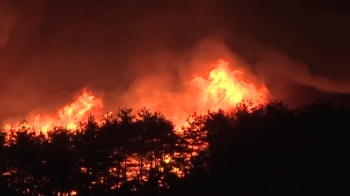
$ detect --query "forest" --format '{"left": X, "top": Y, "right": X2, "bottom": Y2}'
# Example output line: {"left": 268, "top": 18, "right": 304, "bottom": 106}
{"left": 0, "top": 100, "right": 349, "bottom": 195}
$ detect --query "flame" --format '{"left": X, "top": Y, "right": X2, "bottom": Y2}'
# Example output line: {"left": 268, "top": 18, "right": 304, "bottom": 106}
{"left": 3, "top": 89, "right": 103, "bottom": 134}
{"left": 191, "top": 59, "right": 268, "bottom": 111}
{"left": 1, "top": 58, "right": 270, "bottom": 186}
{"left": 2, "top": 59, "right": 268, "bottom": 134}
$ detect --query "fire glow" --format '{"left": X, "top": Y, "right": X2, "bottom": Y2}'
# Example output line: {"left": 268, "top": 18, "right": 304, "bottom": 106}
{"left": 4, "top": 89, "right": 103, "bottom": 134}
{"left": 191, "top": 59, "right": 268, "bottom": 111}
{"left": 3, "top": 59, "right": 269, "bottom": 134}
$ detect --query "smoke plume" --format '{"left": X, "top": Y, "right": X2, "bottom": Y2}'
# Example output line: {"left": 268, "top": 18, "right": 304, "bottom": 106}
{"left": 1, "top": 0, "right": 350, "bottom": 123}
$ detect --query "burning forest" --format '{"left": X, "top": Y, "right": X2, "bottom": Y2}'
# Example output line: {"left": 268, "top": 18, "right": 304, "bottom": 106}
{"left": 0, "top": 58, "right": 349, "bottom": 195}
{"left": 1, "top": 0, "right": 350, "bottom": 195}
{"left": 3, "top": 59, "right": 268, "bottom": 135}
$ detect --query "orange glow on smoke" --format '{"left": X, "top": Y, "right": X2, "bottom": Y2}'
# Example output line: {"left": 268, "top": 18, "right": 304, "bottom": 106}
{"left": 2, "top": 59, "right": 268, "bottom": 133}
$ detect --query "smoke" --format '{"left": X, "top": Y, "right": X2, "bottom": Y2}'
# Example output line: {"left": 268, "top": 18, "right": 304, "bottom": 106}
{"left": 0, "top": 2, "right": 14, "bottom": 50}
{"left": 0, "top": 0, "right": 350, "bottom": 123}
{"left": 114, "top": 37, "right": 259, "bottom": 124}
{"left": 218, "top": 0, "right": 350, "bottom": 102}
{"left": 256, "top": 50, "right": 350, "bottom": 94}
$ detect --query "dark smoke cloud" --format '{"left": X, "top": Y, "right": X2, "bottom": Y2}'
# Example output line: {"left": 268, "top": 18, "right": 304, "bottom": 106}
{"left": 218, "top": 0, "right": 350, "bottom": 104}
{"left": 0, "top": 0, "right": 350, "bottom": 122}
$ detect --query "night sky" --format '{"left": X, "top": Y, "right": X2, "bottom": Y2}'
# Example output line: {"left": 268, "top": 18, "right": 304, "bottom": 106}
{"left": 1, "top": 0, "right": 350, "bottom": 121}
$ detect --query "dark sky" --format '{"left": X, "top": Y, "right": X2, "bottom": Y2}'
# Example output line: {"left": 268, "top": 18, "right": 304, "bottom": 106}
{"left": 1, "top": 0, "right": 350, "bottom": 120}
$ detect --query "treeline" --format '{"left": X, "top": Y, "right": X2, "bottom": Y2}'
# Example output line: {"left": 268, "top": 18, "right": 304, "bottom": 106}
{"left": 0, "top": 100, "right": 349, "bottom": 195}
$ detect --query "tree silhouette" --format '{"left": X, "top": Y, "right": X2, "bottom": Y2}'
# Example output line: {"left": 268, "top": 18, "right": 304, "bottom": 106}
{"left": 0, "top": 101, "right": 349, "bottom": 195}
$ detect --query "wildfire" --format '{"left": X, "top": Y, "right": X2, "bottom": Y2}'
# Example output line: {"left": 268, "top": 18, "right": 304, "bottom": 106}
{"left": 3, "top": 89, "right": 103, "bottom": 134}
{"left": 190, "top": 59, "right": 268, "bottom": 112}
{"left": 2, "top": 59, "right": 269, "bottom": 134}
{"left": 0, "top": 58, "right": 270, "bottom": 192}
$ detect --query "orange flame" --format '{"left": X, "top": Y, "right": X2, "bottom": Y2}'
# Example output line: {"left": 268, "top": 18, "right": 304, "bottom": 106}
{"left": 3, "top": 59, "right": 269, "bottom": 134}
{"left": 4, "top": 89, "right": 103, "bottom": 134}
{"left": 191, "top": 59, "right": 268, "bottom": 111}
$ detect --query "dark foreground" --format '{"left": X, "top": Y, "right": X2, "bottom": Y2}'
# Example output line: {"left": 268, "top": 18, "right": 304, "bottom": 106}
{"left": 0, "top": 100, "right": 349, "bottom": 195}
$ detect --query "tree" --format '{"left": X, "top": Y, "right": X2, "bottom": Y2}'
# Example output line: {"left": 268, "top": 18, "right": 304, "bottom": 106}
{"left": 0, "top": 100, "right": 349, "bottom": 195}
